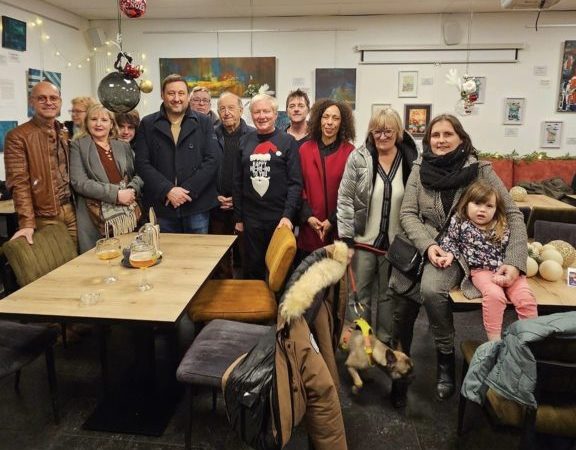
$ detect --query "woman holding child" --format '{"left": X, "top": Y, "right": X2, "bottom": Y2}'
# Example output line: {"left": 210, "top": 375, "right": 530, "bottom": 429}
{"left": 389, "top": 114, "right": 528, "bottom": 403}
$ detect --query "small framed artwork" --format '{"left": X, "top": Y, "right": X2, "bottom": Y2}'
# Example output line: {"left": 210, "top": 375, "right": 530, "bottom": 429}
{"left": 0, "top": 121, "right": 18, "bottom": 152}
{"left": 2, "top": 16, "right": 27, "bottom": 52}
{"left": 503, "top": 97, "right": 525, "bottom": 125}
{"left": 568, "top": 267, "right": 576, "bottom": 287}
{"left": 404, "top": 104, "right": 431, "bottom": 138}
{"left": 371, "top": 103, "right": 392, "bottom": 115}
{"left": 474, "top": 76, "right": 486, "bottom": 104}
{"left": 540, "top": 121, "right": 563, "bottom": 148}
{"left": 398, "top": 71, "right": 418, "bottom": 98}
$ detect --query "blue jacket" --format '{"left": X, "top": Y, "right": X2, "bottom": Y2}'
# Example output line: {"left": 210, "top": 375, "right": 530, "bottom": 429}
{"left": 461, "top": 312, "right": 576, "bottom": 408}
{"left": 134, "top": 105, "right": 220, "bottom": 218}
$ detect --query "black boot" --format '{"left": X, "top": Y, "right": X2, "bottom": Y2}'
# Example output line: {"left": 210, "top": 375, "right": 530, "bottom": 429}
{"left": 436, "top": 349, "right": 455, "bottom": 401}
{"left": 390, "top": 380, "right": 409, "bottom": 408}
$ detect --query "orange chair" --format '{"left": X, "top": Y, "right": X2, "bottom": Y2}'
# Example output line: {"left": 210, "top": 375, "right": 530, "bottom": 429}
{"left": 188, "top": 226, "right": 296, "bottom": 323}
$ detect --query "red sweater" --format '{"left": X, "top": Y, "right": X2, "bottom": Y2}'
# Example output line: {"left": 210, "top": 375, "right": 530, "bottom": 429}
{"left": 298, "top": 140, "right": 354, "bottom": 252}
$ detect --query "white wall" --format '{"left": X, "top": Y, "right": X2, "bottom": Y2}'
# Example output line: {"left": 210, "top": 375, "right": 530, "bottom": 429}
{"left": 0, "top": 1, "right": 91, "bottom": 178}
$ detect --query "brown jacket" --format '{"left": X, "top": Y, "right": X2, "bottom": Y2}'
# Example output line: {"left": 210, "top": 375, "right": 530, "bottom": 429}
{"left": 274, "top": 241, "right": 349, "bottom": 450}
{"left": 4, "top": 117, "right": 70, "bottom": 229}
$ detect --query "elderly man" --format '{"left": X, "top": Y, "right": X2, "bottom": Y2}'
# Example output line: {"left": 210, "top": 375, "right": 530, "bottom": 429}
{"left": 233, "top": 94, "right": 302, "bottom": 280}
{"left": 4, "top": 81, "right": 77, "bottom": 244}
{"left": 135, "top": 74, "right": 220, "bottom": 234}
{"left": 285, "top": 88, "right": 310, "bottom": 145}
{"left": 189, "top": 86, "right": 220, "bottom": 126}
{"left": 210, "top": 92, "right": 255, "bottom": 277}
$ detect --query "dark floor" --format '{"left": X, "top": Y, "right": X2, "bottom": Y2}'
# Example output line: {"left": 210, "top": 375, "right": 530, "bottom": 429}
{"left": 0, "top": 308, "right": 573, "bottom": 450}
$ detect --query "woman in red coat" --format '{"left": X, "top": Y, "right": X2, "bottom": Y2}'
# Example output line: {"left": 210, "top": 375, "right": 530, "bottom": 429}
{"left": 297, "top": 99, "right": 355, "bottom": 260}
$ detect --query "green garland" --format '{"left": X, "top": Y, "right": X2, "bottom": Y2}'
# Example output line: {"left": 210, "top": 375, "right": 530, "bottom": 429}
{"left": 479, "top": 150, "right": 576, "bottom": 161}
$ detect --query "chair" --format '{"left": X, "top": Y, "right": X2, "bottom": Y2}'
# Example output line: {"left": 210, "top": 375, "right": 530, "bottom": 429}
{"left": 188, "top": 226, "right": 296, "bottom": 323}
{"left": 458, "top": 336, "right": 576, "bottom": 449}
{"left": 0, "top": 320, "right": 60, "bottom": 422}
{"left": 533, "top": 220, "right": 576, "bottom": 247}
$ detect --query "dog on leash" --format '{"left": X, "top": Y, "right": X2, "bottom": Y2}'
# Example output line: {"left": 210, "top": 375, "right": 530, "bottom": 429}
{"left": 341, "top": 319, "right": 414, "bottom": 395}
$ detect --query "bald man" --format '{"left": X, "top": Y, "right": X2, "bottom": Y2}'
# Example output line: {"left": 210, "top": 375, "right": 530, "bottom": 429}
{"left": 4, "top": 81, "right": 77, "bottom": 244}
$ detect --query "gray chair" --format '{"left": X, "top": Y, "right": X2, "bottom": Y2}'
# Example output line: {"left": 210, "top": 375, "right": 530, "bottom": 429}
{"left": 533, "top": 220, "right": 576, "bottom": 247}
{"left": 0, "top": 320, "right": 60, "bottom": 423}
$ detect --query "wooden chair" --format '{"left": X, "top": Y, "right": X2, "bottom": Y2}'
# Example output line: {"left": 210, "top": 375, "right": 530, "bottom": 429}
{"left": 458, "top": 336, "right": 576, "bottom": 449}
{"left": 188, "top": 226, "right": 296, "bottom": 323}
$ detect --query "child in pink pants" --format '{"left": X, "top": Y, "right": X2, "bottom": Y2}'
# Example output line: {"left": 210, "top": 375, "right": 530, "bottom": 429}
{"left": 440, "top": 180, "right": 537, "bottom": 341}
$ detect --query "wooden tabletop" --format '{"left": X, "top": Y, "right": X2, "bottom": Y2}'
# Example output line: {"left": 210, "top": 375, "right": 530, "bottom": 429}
{"left": 515, "top": 194, "right": 575, "bottom": 211}
{"left": 0, "top": 199, "right": 15, "bottom": 215}
{"left": 0, "top": 233, "right": 235, "bottom": 324}
{"left": 450, "top": 273, "right": 576, "bottom": 308}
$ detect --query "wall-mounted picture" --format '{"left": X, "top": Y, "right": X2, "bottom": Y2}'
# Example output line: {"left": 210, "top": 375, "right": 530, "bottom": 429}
{"left": 398, "top": 71, "right": 418, "bottom": 98}
{"left": 159, "top": 57, "right": 276, "bottom": 97}
{"left": 540, "top": 121, "right": 563, "bottom": 148}
{"left": 315, "top": 68, "right": 357, "bottom": 110}
{"left": 404, "top": 104, "right": 431, "bottom": 137}
{"left": 503, "top": 97, "right": 525, "bottom": 125}
{"left": 473, "top": 76, "right": 486, "bottom": 104}
{"left": 557, "top": 40, "right": 576, "bottom": 112}
{"left": 0, "top": 121, "right": 18, "bottom": 152}
{"left": 2, "top": 16, "right": 26, "bottom": 52}
{"left": 275, "top": 111, "right": 290, "bottom": 130}
{"left": 27, "top": 69, "right": 62, "bottom": 117}
{"left": 371, "top": 103, "right": 392, "bottom": 115}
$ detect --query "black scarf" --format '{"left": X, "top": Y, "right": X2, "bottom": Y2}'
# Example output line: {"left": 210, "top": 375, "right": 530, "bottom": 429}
{"left": 420, "top": 145, "right": 478, "bottom": 191}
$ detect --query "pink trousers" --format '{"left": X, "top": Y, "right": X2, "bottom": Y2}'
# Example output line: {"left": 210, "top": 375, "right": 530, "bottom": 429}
{"left": 471, "top": 269, "right": 538, "bottom": 336}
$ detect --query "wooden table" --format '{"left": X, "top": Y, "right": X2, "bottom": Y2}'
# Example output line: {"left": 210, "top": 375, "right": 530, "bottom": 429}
{"left": 0, "top": 232, "right": 235, "bottom": 435}
{"left": 514, "top": 194, "right": 576, "bottom": 237}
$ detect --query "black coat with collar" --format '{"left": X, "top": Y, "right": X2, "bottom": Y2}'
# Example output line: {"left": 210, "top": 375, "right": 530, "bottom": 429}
{"left": 134, "top": 105, "right": 220, "bottom": 218}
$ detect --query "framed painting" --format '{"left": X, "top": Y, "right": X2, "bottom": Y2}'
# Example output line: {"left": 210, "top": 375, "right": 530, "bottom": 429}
{"left": 371, "top": 103, "right": 392, "bottom": 115}
{"left": 503, "top": 97, "right": 525, "bottom": 125}
{"left": 2, "top": 16, "right": 26, "bottom": 52}
{"left": 275, "top": 111, "right": 290, "bottom": 130}
{"left": 540, "top": 121, "right": 563, "bottom": 148}
{"left": 159, "top": 57, "right": 276, "bottom": 98}
{"left": 557, "top": 40, "right": 576, "bottom": 112}
{"left": 315, "top": 68, "right": 356, "bottom": 110}
{"left": 0, "top": 121, "right": 18, "bottom": 152}
{"left": 473, "top": 76, "right": 486, "bottom": 104}
{"left": 27, "top": 69, "right": 62, "bottom": 117}
{"left": 404, "top": 104, "right": 431, "bottom": 138}
{"left": 398, "top": 71, "right": 418, "bottom": 98}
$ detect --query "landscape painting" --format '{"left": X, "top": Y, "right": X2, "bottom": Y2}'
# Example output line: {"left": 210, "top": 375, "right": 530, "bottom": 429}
{"left": 315, "top": 68, "right": 356, "bottom": 110}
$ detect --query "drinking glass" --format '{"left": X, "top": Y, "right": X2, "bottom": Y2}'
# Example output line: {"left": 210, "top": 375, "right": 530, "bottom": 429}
{"left": 129, "top": 240, "right": 157, "bottom": 291}
{"left": 95, "top": 237, "right": 121, "bottom": 284}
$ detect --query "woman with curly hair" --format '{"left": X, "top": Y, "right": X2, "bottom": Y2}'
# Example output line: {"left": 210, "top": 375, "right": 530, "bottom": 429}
{"left": 297, "top": 99, "right": 356, "bottom": 260}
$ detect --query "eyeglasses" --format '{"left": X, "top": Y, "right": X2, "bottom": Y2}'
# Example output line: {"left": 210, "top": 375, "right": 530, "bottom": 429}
{"left": 192, "top": 98, "right": 211, "bottom": 104}
{"left": 68, "top": 109, "right": 86, "bottom": 114}
{"left": 372, "top": 129, "right": 396, "bottom": 138}
{"left": 33, "top": 95, "right": 61, "bottom": 104}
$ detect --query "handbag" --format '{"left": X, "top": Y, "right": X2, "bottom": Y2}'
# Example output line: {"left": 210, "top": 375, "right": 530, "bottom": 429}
{"left": 386, "top": 234, "right": 421, "bottom": 277}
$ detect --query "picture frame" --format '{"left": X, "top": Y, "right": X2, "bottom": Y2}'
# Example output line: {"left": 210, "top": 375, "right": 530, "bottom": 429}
{"left": 473, "top": 76, "right": 486, "bottom": 104}
{"left": 398, "top": 71, "right": 418, "bottom": 98}
{"left": 0, "top": 121, "right": 18, "bottom": 152}
{"left": 404, "top": 104, "right": 431, "bottom": 138}
{"left": 540, "top": 121, "right": 563, "bottom": 148}
{"left": 503, "top": 97, "right": 525, "bottom": 125}
{"left": 1, "top": 16, "right": 27, "bottom": 52}
{"left": 371, "top": 103, "right": 392, "bottom": 115}
{"left": 557, "top": 40, "right": 576, "bottom": 112}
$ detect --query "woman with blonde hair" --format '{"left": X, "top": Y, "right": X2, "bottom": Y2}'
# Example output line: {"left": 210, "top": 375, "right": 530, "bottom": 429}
{"left": 65, "top": 96, "right": 96, "bottom": 139}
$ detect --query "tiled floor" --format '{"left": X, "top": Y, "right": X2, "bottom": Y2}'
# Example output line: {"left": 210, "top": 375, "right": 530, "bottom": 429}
{"left": 0, "top": 309, "right": 573, "bottom": 450}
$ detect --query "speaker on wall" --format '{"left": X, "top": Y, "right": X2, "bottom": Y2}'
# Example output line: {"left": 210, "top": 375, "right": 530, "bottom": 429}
{"left": 442, "top": 21, "right": 462, "bottom": 46}
{"left": 85, "top": 27, "right": 107, "bottom": 48}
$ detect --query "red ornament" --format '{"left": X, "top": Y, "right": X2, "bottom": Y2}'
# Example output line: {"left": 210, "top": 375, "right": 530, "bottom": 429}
{"left": 468, "top": 93, "right": 478, "bottom": 103}
{"left": 119, "top": 0, "right": 147, "bottom": 18}
{"left": 123, "top": 63, "right": 142, "bottom": 79}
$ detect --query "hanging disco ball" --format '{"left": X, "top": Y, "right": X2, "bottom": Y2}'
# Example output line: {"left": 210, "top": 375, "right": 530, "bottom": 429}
{"left": 119, "top": 0, "right": 147, "bottom": 18}
{"left": 97, "top": 71, "right": 141, "bottom": 113}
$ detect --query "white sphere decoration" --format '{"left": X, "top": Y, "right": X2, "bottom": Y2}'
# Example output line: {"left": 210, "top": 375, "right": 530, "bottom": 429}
{"left": 540, "top": 248, "right": 564, "bottom": 266}
{"left": 526, "top": 257, "right": 539, "bottom": 277}
{"left": 541, "top": 244, "right": 557, "bottom": 254}
{"left": 538, "top": 260, "right": 564, "bottom": 282}
{"left": 510, "top": 186, "right": 528, "bottom": 202}
{"left": 532, "top": 242, "right": 543, "bottom": 252}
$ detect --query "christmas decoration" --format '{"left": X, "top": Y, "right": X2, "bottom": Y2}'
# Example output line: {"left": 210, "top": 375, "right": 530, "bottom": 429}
{"left": 446, "top": 69, "right": 480, "bottom": 115}
{"left": 119, "top": 0, "right": 147, "bottom": 18}
{"left": 139, "top": 79, "right": 153, "bottom": 93}
{"left": 98, "top": 71, "right": 140, "bottom": 113}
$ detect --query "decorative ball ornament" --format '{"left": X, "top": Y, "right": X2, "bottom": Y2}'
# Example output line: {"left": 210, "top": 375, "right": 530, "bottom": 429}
{"left": 509, "top": 186, "right": 528, "bottom": 202}
{"left": 139, "top": 79, "right": 153, "bottom": 94}
{"left": 97, "top": 71, "right": 141, "bottom": 113}
{"left": 541, "top": 244, "right": 557, "bottom": 254}
{"left": 547, "top": 240, "right": 576, "bottom": 267}
{"left": 119, "top": 0, "right": 147, "bottom": 18}
{"left": 540, "top": 248, "right": 564, "bottom": 266}
{"left": 538, "top": 260, "right": 564, "bottom": 282}
{"left": 526, "top": 257, "right": 539, "bottom": 277}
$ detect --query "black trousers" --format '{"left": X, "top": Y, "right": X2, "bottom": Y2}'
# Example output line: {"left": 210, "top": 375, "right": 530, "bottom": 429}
{"left": 242, "top": 220, "right": 277, "bottom": 280}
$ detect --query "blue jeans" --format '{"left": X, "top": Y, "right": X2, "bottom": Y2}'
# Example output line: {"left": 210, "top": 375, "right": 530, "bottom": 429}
{"left": 157, "top": 212, "right": 210, "bottom": 234}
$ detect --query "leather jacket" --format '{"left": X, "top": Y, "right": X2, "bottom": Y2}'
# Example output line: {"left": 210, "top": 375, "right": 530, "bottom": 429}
{"left": 4, "top": 117, "right": 70, "bottom": 229}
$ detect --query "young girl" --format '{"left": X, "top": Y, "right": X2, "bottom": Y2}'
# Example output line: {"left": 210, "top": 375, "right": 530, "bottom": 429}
{"left": 440, "top": 180, "right": 538, "bottom": 341}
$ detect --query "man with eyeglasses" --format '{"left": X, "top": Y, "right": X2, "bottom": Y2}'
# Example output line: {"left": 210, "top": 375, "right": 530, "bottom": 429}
{"left": 189, "top": 86, "right": 220, "bottom": 126}
{"left": 135, "top": 74, "right": 220, "bottom": 235}
{"left": 210, "top": 92, "right": 254, "bottom": 277}
{"left": 4, "top": 81, "right": 77, "bottom": 244}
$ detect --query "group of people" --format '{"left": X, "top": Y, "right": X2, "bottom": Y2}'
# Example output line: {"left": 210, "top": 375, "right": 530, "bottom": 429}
{"left": 4, "top": 75, "right": 536, "bottom": 409}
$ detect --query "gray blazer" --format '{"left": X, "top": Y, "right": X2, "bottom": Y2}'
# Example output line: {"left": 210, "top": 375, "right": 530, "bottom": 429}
{"left": 70, "top": 135, "right": 144, "bottom": 253}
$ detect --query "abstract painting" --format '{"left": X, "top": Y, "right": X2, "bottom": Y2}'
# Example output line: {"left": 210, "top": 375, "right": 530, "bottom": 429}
{"left": 557, "top": 40, "right": 576, "bottom": 112}
{"left": 2, "top": 16, "right": 26, "bottom": 52}
{"left": 159, "top": 57, "right": 276, "bottom": 97}
{"left": 27, "top": 69, "right": 62, "bottom": 117}
{"left": 275, "top": 111, "right": 290, "bottom": 131}
{"left": 0, "top": 121, "right": 18, "bottom": 152}
{"left": 315, "top": 69, "right": 356, "bottom": 110}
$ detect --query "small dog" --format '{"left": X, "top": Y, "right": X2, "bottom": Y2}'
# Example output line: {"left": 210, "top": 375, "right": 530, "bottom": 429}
{"left": 341, "top": 322, "right": 414, "bottom": 395}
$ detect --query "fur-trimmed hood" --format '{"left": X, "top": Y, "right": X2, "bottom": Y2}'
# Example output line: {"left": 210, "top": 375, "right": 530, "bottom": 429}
{"left": 279, "top": 241, "right": 348, "bottom": 323}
